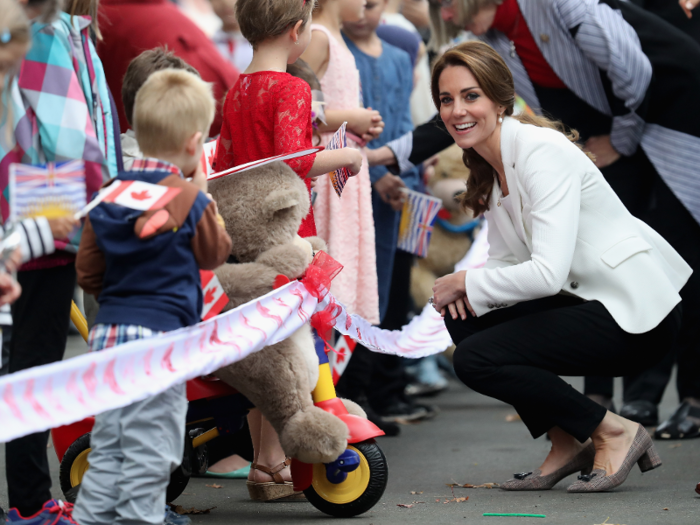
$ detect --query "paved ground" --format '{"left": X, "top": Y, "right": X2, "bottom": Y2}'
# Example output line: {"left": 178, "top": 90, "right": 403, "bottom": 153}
{"left": 1, "top": 335, "right": 699, "bottom": 524}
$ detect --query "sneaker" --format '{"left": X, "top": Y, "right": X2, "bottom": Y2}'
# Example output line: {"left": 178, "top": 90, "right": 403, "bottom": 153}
{"left": 165, "top": 505, "right": 191, "bottom": 525}
{"left": 6, "top": 500, "right": 77, "bottom": 525}
{"left": 362, "top": 403, "right": 401, "bottom": 437}
{"left": 405, "top": 379, "right": 448, "bottom": 398}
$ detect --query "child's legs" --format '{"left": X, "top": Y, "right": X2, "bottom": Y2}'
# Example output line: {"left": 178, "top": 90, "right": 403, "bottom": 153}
{"left": 73, "top": 408, "right": 126, "bottom": 525}
{"left": 249, "top": 411, "right": 291, "bottom": 483}
{"left": 114, "top": 384, "right": 187, "bottom": 525}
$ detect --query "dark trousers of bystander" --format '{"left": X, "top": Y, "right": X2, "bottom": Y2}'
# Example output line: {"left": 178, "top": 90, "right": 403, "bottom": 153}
{"left": 5, "top": 263, "right": 76, "bottom": 516}
{"left": 446, "top": 295, "right": 681, "bottom": 442}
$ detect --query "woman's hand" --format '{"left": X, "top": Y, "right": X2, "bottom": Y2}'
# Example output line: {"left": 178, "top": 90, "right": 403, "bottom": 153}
{"left": 680, "top": 0, "right": 699, "bottom": 18}
{"left": 585, "top": 135, "right": 621, "bottom": 169}
{"left": 432, "top": 270, "right": 475, "bottom": 320}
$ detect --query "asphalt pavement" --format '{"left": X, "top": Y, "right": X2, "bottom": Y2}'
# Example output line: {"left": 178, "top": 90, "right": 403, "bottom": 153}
{"left": 1, "top": 335, "right": 699, "bottom": 524}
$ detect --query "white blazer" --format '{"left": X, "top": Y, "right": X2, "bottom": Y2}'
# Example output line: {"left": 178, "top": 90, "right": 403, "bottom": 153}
{"left": 465, "top": 117, "right": 692, "bottom": 334}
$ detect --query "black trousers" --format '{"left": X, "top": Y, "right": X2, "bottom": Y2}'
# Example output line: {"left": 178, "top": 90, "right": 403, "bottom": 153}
{"left": 5, "top": 263, "right": 76, "bottom": 516}
{"left": 446, "top": 295, "right": 681, "bottom": 443}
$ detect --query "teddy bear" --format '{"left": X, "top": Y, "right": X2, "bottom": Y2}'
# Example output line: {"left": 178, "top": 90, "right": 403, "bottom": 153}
{"left": 410, "top": 144, "right": 478, "bottom": 308}
{"left": 208, "top": 160, "right": 364, "bottom": 465}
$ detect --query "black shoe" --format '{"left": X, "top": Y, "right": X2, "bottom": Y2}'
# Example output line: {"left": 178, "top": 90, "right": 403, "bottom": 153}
{"left": 411, "top": 401, "right": 440, "bottom": 420}
{"left": 619, "top": 400, "right": 658, "bottom": 426}
{"left": 362, "top": 403, "right": 401, "bottom": 436}
{"left": 376, "top": 401, "right": 429, "bottom": 423}
{"left": 655, "top": 401, "right": 700, "bottom": 440}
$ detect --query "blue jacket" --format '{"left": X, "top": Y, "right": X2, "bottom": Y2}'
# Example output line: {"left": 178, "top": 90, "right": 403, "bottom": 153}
{"left": 76, "top": 167, "right": 231, "bottom": 332}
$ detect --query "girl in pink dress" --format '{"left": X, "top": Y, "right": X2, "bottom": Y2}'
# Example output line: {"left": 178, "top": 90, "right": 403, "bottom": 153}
{"left": 301, "top": 0, "right": 384, "bottom": 325}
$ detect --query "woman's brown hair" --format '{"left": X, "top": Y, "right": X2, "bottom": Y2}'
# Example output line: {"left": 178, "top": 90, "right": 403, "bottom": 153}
{"left": 431, "top": 40, "right": 589, "bottom": 216}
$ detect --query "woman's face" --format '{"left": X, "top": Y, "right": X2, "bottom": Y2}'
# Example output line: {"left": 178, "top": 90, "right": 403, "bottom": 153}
{"left": 438, "top": 64, "right": 502, "bottom": 150}
{"left": 442, "top": 2, "right": 497, "bottom": 36}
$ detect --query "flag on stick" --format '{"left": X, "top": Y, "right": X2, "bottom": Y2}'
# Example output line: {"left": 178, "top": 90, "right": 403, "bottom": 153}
{"left": 397, "top": 189, "right": 443, "bottom": 258}
{"left": 200, "top": 270, "right": 229, "bottom": 321}
{"left": 100, "top": 180, "right": 181, "bottom": 211}
{"left": 329, "top": 334, "right": 357, "bottom": 385}
{"left": 326, "top": 122, "right": 351, "bottom": 197}
{"left": 10, "top": 160, "right": 86, "bottom": 222}
{"left": 208, "top": 147, "right": 323, "bottom": 181}
{"left": 200, "top": 140, "right": 218, "bottom": 177}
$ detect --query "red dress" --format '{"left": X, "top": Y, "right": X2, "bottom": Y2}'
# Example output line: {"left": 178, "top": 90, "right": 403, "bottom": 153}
{"left": 215, "top": 71, "right": 318, "bottom": 236}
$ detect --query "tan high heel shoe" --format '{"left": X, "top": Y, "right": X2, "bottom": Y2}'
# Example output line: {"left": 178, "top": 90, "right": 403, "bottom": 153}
{"left": 246, "top": 458, "right": 306, "bottom": 502}
{"left": 567, "top": 425, "right": 662, "bottom": 493}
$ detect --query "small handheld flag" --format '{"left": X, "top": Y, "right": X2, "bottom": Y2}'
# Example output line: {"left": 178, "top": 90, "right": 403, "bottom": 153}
{"left": 75, "top": 180, "right": 182, "bottom": 219}
{"left": 200, "top": 139, "right": 218, "bottom": 177}
{"left": 208, "top": 147, "right": 323, "bottom": 181}
{"left": 326, "top": 122, "right": 352, "bottom": 197}
{"left": 10, "top": 160, "right": 86, "bottom": 222}
{"left": 397, "top": 189, "right": 443, "bottom": 258}
{"left": 200, "top": 270, "right": 229, "bottom": 320}
{"left": 329, "top": 334, "right": 357, "bottom": 385}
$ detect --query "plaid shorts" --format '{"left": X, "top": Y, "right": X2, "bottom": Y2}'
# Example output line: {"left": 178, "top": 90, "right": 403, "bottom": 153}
{"left": 88, "top": 324, "right": 163, "bottom": 352}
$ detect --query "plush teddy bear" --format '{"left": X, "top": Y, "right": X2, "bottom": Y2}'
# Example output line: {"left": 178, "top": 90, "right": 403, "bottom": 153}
{"left": 209, "top": 161, "right": 363, "bottom": 465}
{"left": 410, "top": 144, "right": 478, "bottom": 308}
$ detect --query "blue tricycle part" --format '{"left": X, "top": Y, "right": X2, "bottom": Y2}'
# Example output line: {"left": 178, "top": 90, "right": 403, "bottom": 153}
{"left": 324, "top": 448, "right": 361, "bottom": 484}
{"left": 313, "top": 330, "right": 330, "bottom": 365}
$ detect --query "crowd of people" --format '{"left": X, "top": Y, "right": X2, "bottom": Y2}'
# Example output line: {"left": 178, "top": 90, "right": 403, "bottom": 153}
{"left": 0, "top": 0, "right": 699, "bottom": 523}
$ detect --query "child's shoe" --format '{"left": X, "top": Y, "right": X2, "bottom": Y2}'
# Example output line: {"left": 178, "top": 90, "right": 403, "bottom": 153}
{"left": 6, "top": 500, "right": 77, "bottom": 525}
{"left": 164, "top": 505, "right": 191, "bottom": 525}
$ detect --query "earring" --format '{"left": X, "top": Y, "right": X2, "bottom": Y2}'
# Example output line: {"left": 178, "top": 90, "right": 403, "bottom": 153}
{"left": 498, "top": 115, "right": 503, "bottom": 123}
{"left": 294, "top": 40, "right": 300, "bottom": 45}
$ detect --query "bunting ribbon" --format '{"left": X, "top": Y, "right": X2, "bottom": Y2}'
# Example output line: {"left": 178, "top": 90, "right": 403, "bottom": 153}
{"left": 0, "top": 225, "right": 489, "bottom": 444}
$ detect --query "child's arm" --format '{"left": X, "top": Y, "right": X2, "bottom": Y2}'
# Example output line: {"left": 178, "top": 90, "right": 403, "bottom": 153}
{"left": 191, "top": 197, "right": 233, "bottom": 270}
{"left": 307, "top": 148, "right": 363, "bottom": 179}
{"left": 300, "top": 30, "right": 331, "bottom": 81}
{"left": 320, "top": 108, "right": 385, "bottom": 142}
{"left": 76, "top": 216, "right": 106, "bottom": 297}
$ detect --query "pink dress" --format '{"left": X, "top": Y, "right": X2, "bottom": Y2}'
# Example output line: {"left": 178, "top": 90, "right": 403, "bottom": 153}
{"left": 311, "top": 24, "right": 379, "bottom": 325}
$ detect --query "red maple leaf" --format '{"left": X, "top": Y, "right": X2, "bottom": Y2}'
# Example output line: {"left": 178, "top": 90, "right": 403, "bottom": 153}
{"left": 204, "top": 287, "right": 216, "bottom": 304}
{"left": 131, "top": 190, "right": 151, "bottom": 201}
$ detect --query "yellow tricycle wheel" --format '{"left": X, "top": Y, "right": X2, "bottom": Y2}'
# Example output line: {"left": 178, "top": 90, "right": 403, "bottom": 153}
{"left": 304, "top": 439, "right": 388, "bottom": 518}
{"left": 310, "top": 445, "right": 370, "bottom": 504}
{"left": 70, "top": 448, "right": 91, "bottom": 487}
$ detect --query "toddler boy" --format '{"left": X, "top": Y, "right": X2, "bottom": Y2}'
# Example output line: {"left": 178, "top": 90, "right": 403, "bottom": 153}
{"left": 73, "top": 69, "right": 232, "bottom": 525}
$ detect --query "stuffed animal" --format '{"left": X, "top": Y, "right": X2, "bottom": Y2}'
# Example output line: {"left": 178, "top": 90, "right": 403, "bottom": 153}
{"left": 209, "top": 161, "right": 363, "bottom": 464}
{"left": 410, "top": 144, "right": 478, "bottom": 308}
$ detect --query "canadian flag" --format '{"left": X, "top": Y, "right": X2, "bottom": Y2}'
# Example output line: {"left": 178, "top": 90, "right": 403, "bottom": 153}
{"left": 200, "top": 270, "right": 229, "bottom": 321}
{"left": 329, "top": 335, "right": 357, "bottom": 385}
{"left": 100, "top": 180, "right": 181, "bottom": 211}
{"left": 200, "top": 139, "right": 218, "bottom": 177}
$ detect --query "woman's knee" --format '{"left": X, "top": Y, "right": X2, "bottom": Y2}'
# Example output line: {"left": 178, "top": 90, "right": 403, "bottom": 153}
{"left": 444, "top": 313, "right": 479, "bottom": 346}
{"left": 452, "top": 339, "right": 491, "bottom": 390}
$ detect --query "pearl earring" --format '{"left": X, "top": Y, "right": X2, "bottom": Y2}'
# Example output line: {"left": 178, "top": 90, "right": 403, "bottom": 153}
{"left": 498, "top": 115, "right": 503, "bottom": 123}
{"left": 295, "top": 40, "right": 300, "bottom": 45}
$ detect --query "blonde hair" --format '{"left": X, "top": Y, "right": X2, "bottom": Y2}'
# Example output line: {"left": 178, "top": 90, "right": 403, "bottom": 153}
{"left": 236, "top": 0, "right": 315, "bottom": 48}
{"left": 134, "top": 69, "right": 215, "bottom": 155}
{"left": 0, "top": 0, "right": 31, "bottom": 126}
{"left": 66, "top": 0, "right": 101, "bottom": 40}
{"left": 428, "top": 0, "right": 501, "bottom": 49}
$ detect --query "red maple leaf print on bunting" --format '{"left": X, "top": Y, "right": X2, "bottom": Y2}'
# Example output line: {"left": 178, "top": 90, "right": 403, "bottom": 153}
{"left": 130, "top": 190, "right": 151, "bottom": 201}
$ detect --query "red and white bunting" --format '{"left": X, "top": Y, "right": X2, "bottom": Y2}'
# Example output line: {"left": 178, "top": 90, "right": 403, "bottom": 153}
{"left": 0, "top": 226, "right": 489, "bottom": 444}
{"left": 101, "top": 180, "right": 181, "bottom": 211}
{"left": 200, "top": 270, "right": 229, "bottom": 321}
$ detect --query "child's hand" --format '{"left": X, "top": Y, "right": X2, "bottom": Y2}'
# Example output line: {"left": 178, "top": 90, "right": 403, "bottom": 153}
{"left": 373, "top": 173, "right": 406, "bottom": 210}
{"left": 348, "top": 108, "right": 385, "bottom": 142}
{"left": 48, "top": 217, "right": 80, "bottom": 239}
{"left": 343, "top": 148, "right": 364, "bottom": 176}
{"left": 191, "top": 161, "right": 208, "bottom": 193}
{"left": 0, "top": 273, "right": 21, "bottom": 306}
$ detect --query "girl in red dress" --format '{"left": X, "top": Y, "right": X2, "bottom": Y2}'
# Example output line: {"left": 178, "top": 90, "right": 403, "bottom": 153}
{"left": 214, "top": 0, "right": 362, "bottom": 237}
{"left": 213, "top": 0, "right": 363, "bottom": 501}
